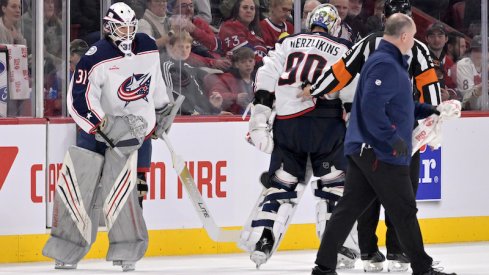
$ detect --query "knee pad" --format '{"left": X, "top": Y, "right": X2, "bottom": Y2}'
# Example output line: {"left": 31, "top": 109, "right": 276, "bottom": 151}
{"left": 311, "top": 169, "right": 345, "bottom": 239}
{"left": 239, "top": 169, "right": 304, "bottom": 255}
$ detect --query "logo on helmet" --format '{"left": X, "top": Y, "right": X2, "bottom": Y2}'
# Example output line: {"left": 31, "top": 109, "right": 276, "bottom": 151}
{"left": 307, "top": 4, "right": 341, "bottom": 37}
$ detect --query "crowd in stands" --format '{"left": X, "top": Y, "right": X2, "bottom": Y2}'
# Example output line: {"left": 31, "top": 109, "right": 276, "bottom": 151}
{"left": 0, "top": 0, "right": 487, "bottom": 118}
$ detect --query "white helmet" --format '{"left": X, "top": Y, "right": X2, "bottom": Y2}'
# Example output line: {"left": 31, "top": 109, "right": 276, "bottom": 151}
{"left": 306, "top": 4, "right": 341, "bottom": 37}
{"left": 103, "top": 2, "right": 138, "bottom": 56}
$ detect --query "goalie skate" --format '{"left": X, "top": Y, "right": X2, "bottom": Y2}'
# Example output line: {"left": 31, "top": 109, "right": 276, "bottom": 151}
{"left": 113, "top": 260, "right": 136, "bottom": 272}
{"left": 250, "top": 228, "right": 274, "bottom": 268}
{"left": 55, "top": 260, "right": 77, "bottom": 270}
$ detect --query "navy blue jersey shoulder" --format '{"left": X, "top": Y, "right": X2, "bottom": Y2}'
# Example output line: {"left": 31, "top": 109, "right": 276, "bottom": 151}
{"left": 75, "top": 34, "right": 157, "bottom": 73}
{"left": 133, "top": 33, "right": 158, "bottom": 54}
{"left": 77, "top": 38, "right": 121, "bottom": 72}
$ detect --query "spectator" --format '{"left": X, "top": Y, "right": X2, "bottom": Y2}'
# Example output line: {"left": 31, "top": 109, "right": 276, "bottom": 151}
{"left": 219, "top": 0, "right": 267, "bottom": 63}
{"left": 260, "top": 0, "right": 293, "bottom": 50}
{"left": 220, "top": 0, "right": 270, "bottom": 22}
{"left": 161, "top": 30, "right": 224, "bottom": 115}
{"left": 444, "top": 31, "right": 467, "bottom": 90}
{"left": 425, "top": 22, "right": 456, "bottom": 89}
{"left": 23, "top": 0, "right": 61, "bottom": 57}
{"left": 0, "top": 0, "right": 26, "bottom": 44}
{"left": 205, "top": 47, "right": 255, "bottom": 114}
{"left": 142, "top": 0, "right": 171, "bottom": 51}
{"left": 301, "top": 0, "right": 321, "bottom": 31}
{"left": 456, "top": 35, "right": 488, "bottom": 110}
{"left": 365, "top": 0, "right": 384, "bottom": 34}
{"left": 169, "top": 0, "right": 231, "bottom": 70}
{"left": 330, "top": 0, "right": 357, "bottom": 42}
{"left": 446, "top": 31, "right": 467, "bottom": 63}
{"left": 69, "top": 39, "right": 89, "bottom": 77}
{"left": 344, "top": 0, "right": 364, "bottom": 40}
{"left": 169, "top": 0, "right": 212, "bottom": 23}
{"left": 170, "top": 0, "right": 217, "bottom": 52}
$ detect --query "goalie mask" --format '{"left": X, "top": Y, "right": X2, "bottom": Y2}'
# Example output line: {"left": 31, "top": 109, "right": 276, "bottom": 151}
{"left": 306, "top": 4, "right": 341, "bottom": 37}
{"left": 103, "top": 2, "right": 138, "bottom": 56}
{"left": 384, "top": 0, "right": 412, "bottom": 18}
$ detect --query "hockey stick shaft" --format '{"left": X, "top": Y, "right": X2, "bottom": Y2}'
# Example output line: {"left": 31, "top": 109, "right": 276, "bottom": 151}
{"left": 161, "top": 133, "right": 240, "bottom": 242}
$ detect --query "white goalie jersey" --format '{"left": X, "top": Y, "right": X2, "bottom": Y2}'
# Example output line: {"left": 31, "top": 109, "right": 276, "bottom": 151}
{"left": 68, "top": 33, "right": 170, "bottom": 135}
{"left": 255, "top": 32, "right": 352, "bottom": 119}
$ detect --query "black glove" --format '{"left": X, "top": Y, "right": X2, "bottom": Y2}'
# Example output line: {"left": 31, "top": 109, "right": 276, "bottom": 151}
{"left": 392, "top": 139, "right": 408, "bottom": 157}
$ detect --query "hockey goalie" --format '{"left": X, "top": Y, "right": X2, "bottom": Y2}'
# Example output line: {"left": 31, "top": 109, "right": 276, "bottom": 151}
{"left": 42, "top": 2, "right": 176, "bottom": 271}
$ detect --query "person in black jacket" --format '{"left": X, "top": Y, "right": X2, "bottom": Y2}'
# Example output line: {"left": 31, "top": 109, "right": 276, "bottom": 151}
{"left": 311, "top": 14, "right": 456, "bottom": 275}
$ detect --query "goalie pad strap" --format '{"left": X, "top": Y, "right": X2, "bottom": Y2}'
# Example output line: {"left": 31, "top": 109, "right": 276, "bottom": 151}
{"left": 264, "top": 191, "right": 297, "bottom": 202}
{"left": 252, "top": 220, "right": 274, "bottom": 228}
{"left": 314, "top": 189, "right": 341, "bottom": 201}
{"left": 269, "top": 177, "right": 295, "bottom": 191}
{"left": 262, "top": 202, "right": 280, "bottom": 212}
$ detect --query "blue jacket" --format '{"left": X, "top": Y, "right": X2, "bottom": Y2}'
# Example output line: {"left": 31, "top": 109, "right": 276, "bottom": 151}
{"left": 345, "top": 40, "right": 435, "bottom": 166}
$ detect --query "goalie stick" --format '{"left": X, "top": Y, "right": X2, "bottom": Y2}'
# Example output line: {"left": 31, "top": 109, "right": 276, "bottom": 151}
{"left": 161, "top": 133, "right": 241, "bottom": 242}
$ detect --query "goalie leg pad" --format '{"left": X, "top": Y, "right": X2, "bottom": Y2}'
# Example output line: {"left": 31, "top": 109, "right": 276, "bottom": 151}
{"left": 312, "top": 169, "right": 345, "bottom": 239}
{"left": 101, "top": 150, "right": 148, "bottom": 263}
{"left": 312, "top": 169, "right": 360, "bottom": 269}
{"left": 43, "top": 146, "right": 104, "bottom": 265}
{"left": 239, "top": 169, "right": 306, "bottom": 266}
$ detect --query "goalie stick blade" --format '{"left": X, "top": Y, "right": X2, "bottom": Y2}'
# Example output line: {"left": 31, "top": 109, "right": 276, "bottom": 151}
{"left": 178, "top": 164, "right": 240, "bottom": 242}
{"left": 162, "top": 133, "right": 240, "bottom": 242}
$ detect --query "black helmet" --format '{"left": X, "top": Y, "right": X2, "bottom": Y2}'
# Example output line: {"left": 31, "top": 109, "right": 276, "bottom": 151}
{"left": 384, "top": 0, "right": 412, "bottom": 18}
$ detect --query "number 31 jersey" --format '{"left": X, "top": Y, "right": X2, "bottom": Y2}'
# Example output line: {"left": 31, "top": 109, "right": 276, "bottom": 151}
{"left": 68, "top": 33, "right": 170, "bottom": 135}
{"left": 255, "top": 32, "right": 351, "bottom": 119}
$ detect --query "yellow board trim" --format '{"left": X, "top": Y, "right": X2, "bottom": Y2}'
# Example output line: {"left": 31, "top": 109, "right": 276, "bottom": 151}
{"left": 1, "top": 216, "right": 489, "bottom": 263}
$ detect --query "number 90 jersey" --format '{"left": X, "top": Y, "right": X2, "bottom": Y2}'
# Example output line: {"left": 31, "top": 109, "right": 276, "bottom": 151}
{"left": 255, "top": 32, "right": 352, "bottom": 119}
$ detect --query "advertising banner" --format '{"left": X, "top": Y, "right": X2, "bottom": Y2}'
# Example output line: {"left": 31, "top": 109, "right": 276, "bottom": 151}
{"left": 0, "top": 123, "right": 46, "bottom": 235}
{"left": 416, "top": 145, "right": 441, "bottom": 200}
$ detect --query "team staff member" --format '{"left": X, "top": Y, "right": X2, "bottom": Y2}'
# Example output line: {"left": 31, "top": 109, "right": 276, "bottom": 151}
{"left": 311, "top": 14, "right": 455, "bottom": 275}
{"left": 302, "top": 0, "right": 441, "bottom": 271}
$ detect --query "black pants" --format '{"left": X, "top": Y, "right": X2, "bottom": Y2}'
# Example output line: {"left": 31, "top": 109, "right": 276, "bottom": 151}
{"left": 357, "top": 151, "right": 420, "bottom": 255}
{"left": 315, "top": 149, "right": 432, "bottom": 274}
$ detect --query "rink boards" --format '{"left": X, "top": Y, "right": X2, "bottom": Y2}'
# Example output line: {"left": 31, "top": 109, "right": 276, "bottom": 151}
{"left": 0, "top": 115, "right": 488, "bottom": 263}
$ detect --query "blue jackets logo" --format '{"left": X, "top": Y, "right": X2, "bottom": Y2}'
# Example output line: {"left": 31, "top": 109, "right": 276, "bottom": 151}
{"left": 117, "top": 73, "right": 151, "bottom": 105}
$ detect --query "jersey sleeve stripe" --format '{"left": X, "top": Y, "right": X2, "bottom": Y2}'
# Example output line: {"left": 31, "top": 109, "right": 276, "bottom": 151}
{"left": 330, "top": 59, "right": 353, "bottom": 93}
{"left": 415, "top": 68, "right": 438, "bottom": 104}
